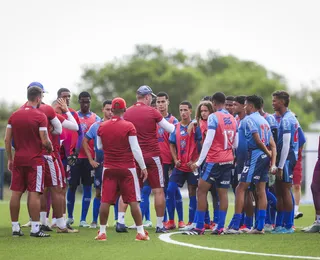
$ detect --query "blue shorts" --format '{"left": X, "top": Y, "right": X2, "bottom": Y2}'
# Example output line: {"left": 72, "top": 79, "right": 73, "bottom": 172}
{"left": 283, "top": 159, "right": 296, "bottom": 183}
{"left": 240, "top": 150, "right": 270, "bottom": 184}
{"left": 163, "top": 163, "right": 174, "bottom": 188}
{"left": 69, "top": 158, "right": 93, "bottom": 187}
{"left": 201, "top": 162, "right": 233, "bottom": 189}
{"left": 94, "top": 163, "right": 103, "bottom": 189}
{"left": 169, "top": 168, "right": 198, "bottom": 187}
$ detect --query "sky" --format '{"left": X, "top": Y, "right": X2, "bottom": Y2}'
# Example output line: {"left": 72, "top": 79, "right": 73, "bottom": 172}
{"left": 1, "top": 0, "right": 319, "bottom": 104}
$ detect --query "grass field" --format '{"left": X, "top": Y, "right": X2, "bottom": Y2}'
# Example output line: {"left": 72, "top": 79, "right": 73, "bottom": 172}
{"left": 0, "top": 193, "right": 319, "bottom": 260}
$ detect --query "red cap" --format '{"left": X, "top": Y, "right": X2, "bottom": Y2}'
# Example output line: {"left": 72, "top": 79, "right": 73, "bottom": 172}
{"left": 112, "top": 97, "right": 126, "bottom": 109}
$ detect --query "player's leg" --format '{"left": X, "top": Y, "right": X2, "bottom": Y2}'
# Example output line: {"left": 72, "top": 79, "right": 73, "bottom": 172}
{"left": 175, "top": 188, "right": 184, "bottom": 226}
{"left": 293, "top": 148, "right": 303, "bottom": 219}
{"left": 210, "top": 182, "right": 219, "bottom": 228}
{"left": 187, "top": 172, "right": 198, "bottom": 226}
{"left": 116, "top": 196, "right": 129, "bottom": 232}
{"left": 163, "top": 163, "right": 170, "bottom": 224}
{"left": 273, "top": 179, "right": 284, "bottom": 232}
{"left": 141, "top": 183, "right": 152, "bottom": 223}
{"left": 91, "top": 164, "right": 103, "bottom": 228}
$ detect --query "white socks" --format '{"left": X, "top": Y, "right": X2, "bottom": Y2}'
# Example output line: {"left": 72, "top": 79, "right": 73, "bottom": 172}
{"left": 31, "top": 221, "right": 40, "bottom": 233}
{"left": 118, "top": 212, "right": 125, "bottom": 224}
{"left": 156, "top": 217, "right": 164, "bottom": 228}
{"left": 100, "top": 225, "right": 106, "bottom": 234}
{"left": 12, "top": 222, "right": 20, "bottom": 232}
{"left": 136, "top": 225, "right": 145, "bottom": 235}
{"left": 40, "top": 212, "right": 47, "bottom": 225}
{"left": 294, "top": 205, "right": 299, "bottom": 214}
{"left": 56, "top": 217, "right": 66, "bottom": 229}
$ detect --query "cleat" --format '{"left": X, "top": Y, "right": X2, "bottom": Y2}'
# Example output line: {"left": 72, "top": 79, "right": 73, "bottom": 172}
{"left": 301, "top": 222, "right": 316, "bottom": 232}
{"left": 211, "top": 228, "right": 224, "bottom": 235}
{"left": 79, "top": 221, "right": 90, "bottom": 228}
{"left": 303, "top": 223, "right": 320, "bottom": 233}
{"left": 40, "top": 225, "right": 53, "bottom": 232}
{"left": 264, "top": 224, "right": 274, "bottom": 232}
{"left": 204, "top": 223, "right": 211, "bottom": 230}
{"left": 51, "top": 224, "right": 57, "bottom": 229}
{"left": 164, "top": 220, "right": 176, "bottom": 230}
{"left": 116, "top": 222, "right": 128, "bottom": 233}
{"left": 143, "top": 220, "right": 153, "bottom": 228}
{"left": 135, "top": 230, "right": 150, "bottom": 241}
{"left": 95, "top": 231, "right": 107, "bottom": 241}
{"left": 271, "top": 226, "right": 285, "bottom": 234}
{"left": 239, "top": 224, "right": 250, "bottom": 233}
{"left": 30, "top": 230, "right": 50, "bottom": 237}
{"left": 210, "top": 221, "right": 217, "bottom": 230}
{"left": 224, "top": 228, "right": 240, "bottom": 234}
{"left": 128, "top": 224, "right": 137, "bottom": 229}
{"left": 66, "top": 218, "right": 74, "bottom": 225}
{"left": 248, "top": 229, "right": 265, "bottom": 234}
{"left": 12, "top": 229, "right": 24, "bottom": 237}
{"left": 179, "top": 222, "right": 195, "bottom": 231}
{"left": 182, "top": 228, "right": 205, "bottom": 235}
{"left": 282, "top": 227, "right": 295, "bottom": 234}
{"left": 57, "top": 227, "right": 79, "bottom": 233}
{"left": 294, "top": 212, "right": 303, "bottom": 219}
{"left": 178, "top": 221, "right": 186, "bottom": 228}
{"left": 21, "top": 221, "right": 31, "bottom": 228}
{"left": 89, "top": 222, "right": 97, "bottom": 229}
{"left": 156, "top": 227, "right": 167, "bottom": 233}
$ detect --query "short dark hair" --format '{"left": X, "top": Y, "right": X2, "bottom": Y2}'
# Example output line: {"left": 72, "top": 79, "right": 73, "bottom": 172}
{"left": 234, "top": 95, "right": 246, "bottom": 105}
{"left": 211, "top": 92, "right": 226, "bottom": 105}
{"left": 151, "top": 97, "right": 157, "bottom": 106}
{"left": 27, "top": 86, "right": 43, "bottom": 102}
{"left": 78, "top": 91, "right": 91, "bottom": 100}
{"left": 272, "top": 90, "right": 290, "bottom": 107}
{"left": 246, "top": 95, "right": 262, "bottom": 109}
{"left": 201, "top": 96, "right": 212, "bottom": 101}
{"left": 226, "top": 95, "right": 235, "bottom": 101}
{"left": 103, "top": 100, "right": 112, "bottom": 107}
{"left": 156, "top": 92, "right": 169, "bottom": 99}
{"left": 57, "top": 88, "right": 70, "bottom": 98}
{"left": 180, "top": 100, "right": 192, "bottom": 109}
{"left": 259, "top": 96, "right": 264, "bottom": 106}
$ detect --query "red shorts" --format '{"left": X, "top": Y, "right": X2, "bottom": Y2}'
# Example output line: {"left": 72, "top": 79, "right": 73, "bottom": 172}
{"left": 10, "top": 161, "right": 45, "bottom": 193}
{"left": 56, "top": 156, "right": 67, "bottom": 188}
{"left": 137, "top": 156, "right": 164, "bottom": 189}
{"left": 43, "top": 155, "right": 64, "bottom": 188}
{"left": 293, "top": 148, "right": 303, "bottom": 185}
{"left": 101, "top": 168, "right": 141, "bottom": 204}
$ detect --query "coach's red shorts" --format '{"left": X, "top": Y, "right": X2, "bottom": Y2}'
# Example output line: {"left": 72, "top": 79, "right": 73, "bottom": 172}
{"left": 101, "top": 168, "right": 141, "bottom": 204}
{"left": 56, "top": 156, "right": 67, "bottom": 188}
{"left": 10, "top": 160, "right": 45, "bottom": 193}
{"left": 43, "top": 155, "right": 64, "bottom": 188}
{"left": 136, "top": 156, "right": 164, "bottom": 189}
{"left": 293, "top": 148, "right": 303, "bottom": 185}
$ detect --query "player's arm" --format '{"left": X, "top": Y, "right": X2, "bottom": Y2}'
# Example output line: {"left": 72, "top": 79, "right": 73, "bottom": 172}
{"left": 158, "top": 118, "right": 175, "bottom": 133}
{"left": 39, "top": 127, "right": 53, "bottom": 153}
{"left": 169, "top": 128, "right": 180, "bottom": 167}
{"left": 269, "top": 135, "right": 277, "bottom": 173}
{"left": 253, "top": 133, "right": 271, "bottom": 157}
{"left": 75, "top": 125, "right": 84, "bottom": 154}
{"left": 195, "top": 129, "right": 216, "bottom": 167}
{"left": 271, "top": 127, "right": 278, "bottom": 144}
{"left": 97, "top": 135, "right": 103, "bottom": 150}
{"left": 83, "top": 125, "right": 99, "bottom": 168}
{"left": 233, "top": 132, "right": 239, "bottom": 149}
{"left": 4, "top": 124, "right": 13, "bottom": 171}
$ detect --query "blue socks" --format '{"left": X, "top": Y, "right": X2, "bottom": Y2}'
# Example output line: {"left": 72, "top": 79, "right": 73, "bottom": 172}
{"left": 245, "top": 215, "right": 253, "bottom": 229}
{"left": 166, "top": 182, "right": 178, "bottom": 220}
{"left": 276, "top": 211, "right": 284, "bottom": 227}
{"left": 189, "top": 196, "right": 197, "bottom": 224}
{"left": 175, "top": 188, "right": 183, "bottom": 222}
{"left": 257, "top": 210, "right": 266, "bottom": 231}
{"left": 195, "top": 210, "right": 205, "bottom": 229}
{"left": 218, "top": 210, "right": 227, "bottom": 230}
{"left": 284, "top": 211, "right": 293, "bottom": 229}
{"left": 232, "top": 213, "right": 242, "bottom": 230}
{"left": 140, "top": 185, "right": 151, "bottom": 221}
{"left": 92, "top": 197, "right": 101, "bottom": 223}
{"left": 81, "top": 185, "right": 92, "bottom": 222}
{"left": 205, "top": 210, "right": 210, "bottom": 224}
{"left": 67, "top": 188, "right": 76, "bottom": 219}
{"left": 114, "top": 197, "right": 119, "bottom": 220}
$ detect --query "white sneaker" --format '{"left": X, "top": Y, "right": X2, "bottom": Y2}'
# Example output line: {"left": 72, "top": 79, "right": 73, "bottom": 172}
{"left": 21, "top": 221, "right": 31, "bottom": 228}
{"left": 264, "top": 224, "right": 274, "bottom": 232}
{"left": 89, "top": 222, "right": 97, "bottom": 229}
{"left": 225, "top": 228, "right": 240, "bottom": 234}
{"left": 79, "top": 221, "right": 90, "bottom": 228}
{"left": 128, "top": 224, "right": 137, "bottom": 229}
{"left": 294, "top": 212, "right": 303, "bottom": 219}
{"left": 179, "top": 223, "right": 196, "bottom": 231}
{"left": 66, "top": 218, "right": 74, "bottom": 225}
{"left": 303, "top": 222, "right": 320, "bottom": 233}
{"left": 143, "top": 220, "right": 153, "bottom": 228}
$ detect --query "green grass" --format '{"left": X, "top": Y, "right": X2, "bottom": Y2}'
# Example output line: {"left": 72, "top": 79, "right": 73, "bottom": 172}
{"left": 0, "top": 193, "right": 319, "bottom": 260}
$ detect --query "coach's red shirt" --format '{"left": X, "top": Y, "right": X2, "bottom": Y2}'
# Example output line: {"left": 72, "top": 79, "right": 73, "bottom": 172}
{"left": 124, "top": 102, "right": 163, "bottom": 158}
{"left": 8, "top": 106, "right": 48, "bottom": 166}
{"left": 98, "top": 116, "right": 136, "bottom": 169}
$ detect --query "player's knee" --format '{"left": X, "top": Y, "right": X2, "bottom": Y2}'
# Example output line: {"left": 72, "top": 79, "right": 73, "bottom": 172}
{"left": 188, "top": 185, "right": 197, "bottom": 197}
{"left": 167, "top": 182, "right": 177, "bottom": 196}
{"left": 142, "top": 185, "right": 152, "bottom": 196}
{"left": 68, "top": 185, "right": 77, "bottom": 193}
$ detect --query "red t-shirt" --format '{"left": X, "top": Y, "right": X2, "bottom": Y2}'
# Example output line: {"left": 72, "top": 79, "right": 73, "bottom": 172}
{"left": 124, "top": 102, "right": 163, "bottom": 158}
{"left": 9, "top": 106, "right": 48, "bottom": 166}
{"left": 98, "top": 116, "right": 136, "bottom": 169}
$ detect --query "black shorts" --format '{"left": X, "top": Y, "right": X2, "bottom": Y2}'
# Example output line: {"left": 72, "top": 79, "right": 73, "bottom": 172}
{"left": 69, "top": 158, "right": 93, "bottom": 187}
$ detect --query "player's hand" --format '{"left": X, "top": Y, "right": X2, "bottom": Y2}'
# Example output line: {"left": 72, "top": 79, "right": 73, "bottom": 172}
{"left": 49, "top": 125, "right": 54, "bottom": 133}
{"left": 270, "top": 165, "right": 277, "bottom": 175}
{"left": 89, "top": 159, "right": 99, "bottom": 169}
{"left": 57, "top": 98, "right": 69, "bottom": 113}
{"left": 187, "top": 161, "right": 193, "bottom": 167}
{"left": 276, "top": 168, "right": 283, "bottom": 180}
{"left": 190, "top": 163, "right": 198, "bottom": 172}
{"left": 175, "top": 160, "right": 181, "bottom": 168}
{"left": 267, "top": 151, "right": 272, "bottom": 158}
{"left": 7, "top": 160, "right": 13, "bottom": 172}
{"left": 141, "top": 168, "right": 148, "bottom": 182}
{"left": 67, "top": 152, "right": 78, "bottom": 166}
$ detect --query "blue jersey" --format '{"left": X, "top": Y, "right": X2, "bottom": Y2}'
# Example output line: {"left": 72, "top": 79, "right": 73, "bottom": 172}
{"left": 277, "top": 110, "right": 299, "bottom": 162}
{"left": 236, "top": 116, "right": 249, "bottom": 165}
{"left": 245, "top": 111, "right": 271, "bottom": 150}
{"left": 264, "top": 113, "right": 278, "bottom": 130}
{"left": 85, "top": 121, "right": 103, "bottom": 163}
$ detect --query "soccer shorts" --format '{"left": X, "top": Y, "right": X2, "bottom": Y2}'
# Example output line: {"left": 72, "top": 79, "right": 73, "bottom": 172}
{"left": 163, "top": 163, "right": 174, "bottom": 188}
{"left": 293, "top": 148, "right": 303, "bottom": 185}
{"left": 169, "top": 168, "right": 198, "bottom": 187}
{"left": 201, "top": 161, "right": 233, "bottom": 189}
{"left": 69, "top": 158, "right": 93, "bottom": 187}
{"left": 240, "top": 151, "right": 270, "bottom": 184}
{"left": 10, "top": 160, "right": 45, "bottom": 193}
{"left": 43, "top": 155, "right": 64, "bottom": 188}
{"left": 136, "top": 156, "right": 164, "bottom": 189}
{"left": 101, "top": 168, "right": 141, "bottom": 204}
{"left": 94, "top": 163, "right": 103, "bottom": 189}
